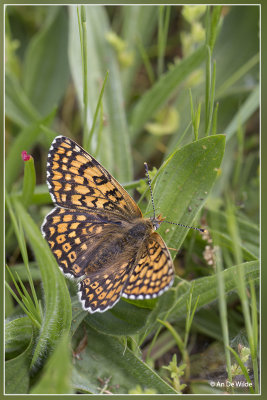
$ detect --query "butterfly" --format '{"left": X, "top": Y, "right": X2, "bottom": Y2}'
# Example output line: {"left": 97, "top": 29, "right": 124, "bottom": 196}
{"left": 41, "top": 136, "right": 174, "bottom": 313}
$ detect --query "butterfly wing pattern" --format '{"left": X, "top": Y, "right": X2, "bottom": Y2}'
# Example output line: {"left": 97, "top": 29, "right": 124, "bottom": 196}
{"left": 42, "top": 136, "right": 174, "bottom": 313}
{"left": 122, "top": 232, "right": 173, "bottom": 300}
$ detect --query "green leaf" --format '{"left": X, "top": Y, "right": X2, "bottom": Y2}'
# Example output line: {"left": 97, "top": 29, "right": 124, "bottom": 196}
{"left": 214, "top": 6, "right": 259, "bottom": 93}
{"left": 71, "top": 284, "right": 177, "bottom": 338}
{"left": 5, "top": 316, "right": 33, "bottom": 360}
{"left": 129, "top": 45, "right": 206, "bottom": 137}
{"left": 209, "top": 229, "right": 257, "bottom": 261}
{"left": 5, "top": 73, "right": 41, "bottom": 127}
{"left": 69, "top": 6, "right": 132, "bottom": 182}
{"left": 5, "top": 331, "right": 34, "bottom": 394}
{"left": 84, "top": 297, "right": 151, "bottom": 336}
{"left": 142, "top": 287, "right": 178, "bottom": 334}
{"left": 70, "top": 298, "right": 88, "bottom": 336}
{"left": 12, "top": 199, "right": 72, "bottom": 369}
{"left": 21, "top": 156, "right": 36, "bottom": 206}
{"left": 30, "top": 333, "right": 73, "bottom": 394}
{"left": 166, "top": 6, "right": 259, "bottom": 158}
{"left": 224, "top": 85, "right": 259, "bottom": 141}
{"left": 6, "top": 263, "right": 41, "bottom": 282}
{"left": 169, "top": 260, "right": 259, "bottom": 321}
{"left": 206, "top": 208, "right": 259, "bottom": 259}
{"left": 23, "top": 7, "right": 70, "bottom": 116}
{"left": 151, "top": 135, "right": 226, "bottom": 254}
{"left": 72, "top": 324, "right": 177, "bottom": 394}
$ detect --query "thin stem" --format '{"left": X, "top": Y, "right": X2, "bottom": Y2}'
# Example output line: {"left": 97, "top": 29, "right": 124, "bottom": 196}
{"left": 215, "top": 245, "right": 232, "bottom": 383}
{"left": 212, "top": 102, "right": 219, "bottom": 135}
{"left": 79, "top": 6, "right": 89, "bottom": 150}
{"left": 85, "top": 70, "right": 109, "bottom": 153}
{"left": 157, "top": 6, "right": 164, "bottom": 77}
{"left": 144, "top": 162, "right": 156, "bottom": 220}
{"left": 6, "top": 192, "right": 41, "bottom": 318}
{"left": 136, "top": 36, "right": 155, "bottom": 85}
{"left": 226, "top": 196, "right": 256, "bottom": 389}
{"left": 157, "top": 6, "right": 170, "bottom": 77}
{"left": 249, "top": 279, "right": 259, "bottom": 393}
{"left": 206, "top": 60, "right": 216, "bottom": 136}
{"left": 205, "top": 45, "right": 211, "bottom": 133}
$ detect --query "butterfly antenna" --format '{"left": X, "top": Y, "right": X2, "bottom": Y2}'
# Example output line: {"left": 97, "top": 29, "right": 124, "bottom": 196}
{"left": 163, "top": 220, "right": 205, "bottom": 233}
{"left": 144, "top": 162, "right": 205, "bottom": 234}
{"left": 144, "top": 162, "right": 156, "bottom": 220}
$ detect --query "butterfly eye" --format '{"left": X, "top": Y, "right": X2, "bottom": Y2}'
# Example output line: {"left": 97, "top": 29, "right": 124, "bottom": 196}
{"left": 151, "top": 220, "right": 160, "bottom": 230}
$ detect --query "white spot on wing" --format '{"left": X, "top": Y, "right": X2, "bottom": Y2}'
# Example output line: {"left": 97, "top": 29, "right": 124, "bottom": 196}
{"left": 121, "top": 276, "right": 174, "bottom": 300}
{"left": 77, "top": 281, "right": 123, "bottom": 313}
{"left": 41, "top": 206, "right": 58, "bottom": 237}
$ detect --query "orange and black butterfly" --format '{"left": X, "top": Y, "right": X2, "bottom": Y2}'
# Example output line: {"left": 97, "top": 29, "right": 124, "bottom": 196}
{"left": 41, "top": 136, "right": 174, "bottom": 313}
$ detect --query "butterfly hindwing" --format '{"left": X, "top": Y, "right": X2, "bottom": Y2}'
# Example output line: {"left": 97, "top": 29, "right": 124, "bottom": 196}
{"left": 122, "top": 232, "right": 174, "bottom": 300}
{"left": 47, "top": 136, "right": 142, "bottom": 218}
{"left": 78, "top": 258, "right": 136, "bottom": 313}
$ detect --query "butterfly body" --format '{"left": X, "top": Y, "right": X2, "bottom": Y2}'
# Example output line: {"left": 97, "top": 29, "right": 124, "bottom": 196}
{"left": 42, "top": 136, "right": 174, "bottom": 313}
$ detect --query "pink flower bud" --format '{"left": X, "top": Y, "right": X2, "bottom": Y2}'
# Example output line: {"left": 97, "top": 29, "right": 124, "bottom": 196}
{"left": 21, "top": 150, "right": 31, "bottom": 161}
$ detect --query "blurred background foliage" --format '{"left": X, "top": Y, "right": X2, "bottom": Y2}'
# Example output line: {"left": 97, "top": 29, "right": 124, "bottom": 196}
{"left": 5, "top": 5, "right": 259, "bottom": 395}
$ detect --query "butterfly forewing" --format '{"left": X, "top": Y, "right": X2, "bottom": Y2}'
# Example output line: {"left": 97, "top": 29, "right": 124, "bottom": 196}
{"left": 47, "top": 136, "right": 142, "bottom": 218}
{"left": 42, "top": 136, "right": 175, "bottom": 313}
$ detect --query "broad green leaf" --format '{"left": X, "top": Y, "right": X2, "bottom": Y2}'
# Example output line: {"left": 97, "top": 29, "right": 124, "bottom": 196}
{"left": 5, "top": 331, "right": 33, "bottom": 394}
{"left": 12, "top": 199, "right": 72, "bottom": 369}
{"left": 30, "top": 333, "right": 73, "bottom": 394}
{"left": 5, "top": 316, "right": 32, "bottom": 359}
{"left": 72, "top": 324, "right": 177, "bottom": 394}
{"left": 85, "top": 296, "right": 151, "bottom": 336}
{"left": 68, "top": 6, "right": 132, "bottom": 182}
{"left": 151, "top": 135, "right": 226, "bottom": 254}
{"left": 23, "top": 7, "right": 70, "bottom": 116}
{"left": 70, "top": 283, "right": 177, "bottom": 338}
{"left": 169, "top": 260, "right": 259, "bottom": 321}
{"left": 142, "top": 287, "right": 178, "bottom": 333}
{"left": 71, "top": 295, "right": 152, "bottom": 337}
{"left": 129, "top": 45, "right": 206, "bottom": 137}
{"left": 70, "top": 298, "right": 88, "bottom": 336}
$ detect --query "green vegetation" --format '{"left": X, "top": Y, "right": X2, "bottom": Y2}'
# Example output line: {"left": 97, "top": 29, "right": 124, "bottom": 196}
{"left": 5, "top": 5, "right": 259, "bottom": 394}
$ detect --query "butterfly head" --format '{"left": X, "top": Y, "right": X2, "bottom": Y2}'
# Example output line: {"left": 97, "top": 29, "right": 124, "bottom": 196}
{"left": 151, "top": 214, "right": 165, "bottom": 231}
